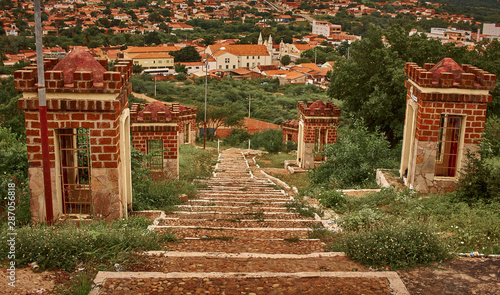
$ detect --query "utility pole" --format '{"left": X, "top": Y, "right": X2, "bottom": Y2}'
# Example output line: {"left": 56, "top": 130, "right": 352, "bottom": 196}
{"left": 248, "top": 95, "right": 251, "bottom": 150}
{"left": 34, "top": 0, "right": 54, "bottom": 223}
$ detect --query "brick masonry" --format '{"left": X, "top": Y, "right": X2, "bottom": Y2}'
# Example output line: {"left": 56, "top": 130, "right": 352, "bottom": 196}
{"left": 130, "top": 102, "right": 197, "bottom": 178}
{"left": 401, "top": 59, "right": 496, "bottom": 193}
{"left": 282, "top": 120, "right": 298, "bottom": 143}
{"left": 297, "top": 101, "right": 341, "bottom": 169}
{"left": 16, "top": 55, "right": 133, "bottom": 222}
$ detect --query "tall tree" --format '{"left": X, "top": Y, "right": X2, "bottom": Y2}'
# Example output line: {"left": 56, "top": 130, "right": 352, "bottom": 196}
{"left": 327, "top": 27, "right": 406, "bottom": 144}
{"left": 170, "top": 46, "right": 201, "bottom": 62}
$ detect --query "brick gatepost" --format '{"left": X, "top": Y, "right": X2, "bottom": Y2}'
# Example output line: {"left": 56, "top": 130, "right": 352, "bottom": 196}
{"left": 297, "top": 100, "right": 341, "bottom": 169}
{"left": 130, "top": 101, "right": 197, "bottom": 179}
{"left": 401, "top": 58, "right": 496, "bottom": 193}
{"left": 16, "top": 48, "right": 133, "bottom": 221}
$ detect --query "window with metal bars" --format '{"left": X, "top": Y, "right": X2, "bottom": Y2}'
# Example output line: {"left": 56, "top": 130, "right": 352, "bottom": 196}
{"left": 435, "top": 114, "right": 463, "bottom": 177}
{"left": 314, "top": 129, "right": 327, "bottom": 161}
{"left": 58, "top": 128, "right": 91, "bottom": 215}
{"left": 147, "top": 139, "right": 163, "bottom": 171}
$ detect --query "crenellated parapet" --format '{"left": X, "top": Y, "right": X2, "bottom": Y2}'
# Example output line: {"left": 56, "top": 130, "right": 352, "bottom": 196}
{"left": 130, "top": 102, "right": 197, "bottom": 124}
{"left": 405, "top": 61, "right": 496, "bottom": 90}
{"left": 14, "top": 59, "right": 133, "bottom": 94}
{"left": 298, "top": 100, "right": 341, "bottom": 117}
{"left": 282, "top": 119, "right": 299, "bottom": 130}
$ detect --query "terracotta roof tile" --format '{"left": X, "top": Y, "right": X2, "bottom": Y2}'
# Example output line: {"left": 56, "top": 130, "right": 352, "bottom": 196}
{"left": 223, "top": 44, "right": 270, "bottom": 56}
{"left": 131, "top": 53, "right": 173, "bottom": 59}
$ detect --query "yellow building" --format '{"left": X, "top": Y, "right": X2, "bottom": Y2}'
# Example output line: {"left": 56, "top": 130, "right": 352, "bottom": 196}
{"left": 129, "top": 53, "right": 174, "bottom": 69}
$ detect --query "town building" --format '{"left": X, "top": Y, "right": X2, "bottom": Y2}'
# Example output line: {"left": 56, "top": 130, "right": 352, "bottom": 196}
{"left": 208, "top": 44, "right": 272, "bottom": 71}
{"left": 312, "top": 21, "right": 342, "bottom": 38}
{"left": 483, "top": 23, "right": 500, "bottom": 40}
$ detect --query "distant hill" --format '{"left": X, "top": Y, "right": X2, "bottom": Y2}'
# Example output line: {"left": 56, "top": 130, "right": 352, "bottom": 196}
{"left": 436, "top": 0, "right": 500, "bottom": 9}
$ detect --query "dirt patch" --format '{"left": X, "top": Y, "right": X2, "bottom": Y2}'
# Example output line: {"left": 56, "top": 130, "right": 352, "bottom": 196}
{"left": 343, "top": 190, "right": 377, "bottom": 197}
{"left": 0, "top": 267, "right": 57, "bottom": 294}
{"left": 397, "top": 257, "right": 500, "bottom": 295}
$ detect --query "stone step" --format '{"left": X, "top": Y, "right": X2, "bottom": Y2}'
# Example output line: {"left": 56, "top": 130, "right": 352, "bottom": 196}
{"left": 176, "top": 205, "right": 289, "bottom": 213}
{"left": 194, "top": 196, "right": 291, "bottom": 202}
{"left": 157, "top": 227, "right": 314, "bottom": 239}
{"left": 130, "top": 252, "right": 364, "bottom": 273}
{"left": 198, "top": 190, "right": 290, "bottom": 199}
{"left": 95, "top": 273, "right": 395, "bottom": 295}
{"left": 164, "top": 238, "right": 326, "bottom": 254}
{"left": 197, "top": 189, "right": 286, "bottom": 194}
{"left": 158, "top": 218, "right": 321, "bottom": 229}
{"left": 187, "top": 200, "right": 289, "bottom": 207}
{"left": 165, "top": 211, "right": 312, "bottom": 220}
{"left": 197, "top": 182, "right": 274, "bottom": 187}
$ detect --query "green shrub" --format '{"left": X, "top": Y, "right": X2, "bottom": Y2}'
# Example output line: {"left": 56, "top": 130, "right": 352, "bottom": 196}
{"left": 0, "top": 216, "right": 177, "bottom": 271}
{"left": 0, "top": 174, "right": 31, "bottom": 226}
{"left": 456, "top": 116, "right": 500, "bottom": 203}
{"left": 338, "top": 223, "right": 451, "bottom": 269}
{"left": 131, "top": 146, "right": 209, "bottom": 211}
{"left": 339, "top": 208, "right": 389, "bottom": 231}
{"left": 179, "top": 145, "right": 217, "bottom": 181}
{"left": 224, "top": 129, "right": 251, "bottom": 148}
{"left": 250, "top": 129, "right": 284, "bottom": 153}
{"left": 317, "top": 189, "right": 346, "bottom": 208}
{"left": 309, "top": 120, "right": 398, "bottom": 189}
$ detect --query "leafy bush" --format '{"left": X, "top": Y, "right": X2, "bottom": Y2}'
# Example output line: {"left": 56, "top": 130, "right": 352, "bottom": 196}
{"left": 0, "top": 127, "right": 31, "bottom": 225}
{"left": 250, "top": 129, "right": 284, "bottom": 153}
{"left": 338, "top": 208, "right": 388, "bottom": 231}
{"left": 337, "top": 223, "right": 451, "bottom": 269}
{"left": 179, "top": 145, "right": 217, "bottom": 181}
{"left": 224, "top": 128, "right": 252, "bottom": 148}
{"left": 0, "top": 127, "right": 28, "bottom": 178}
{"left": 309, "top": 120, "right": 398, "bottom": 188}
{"left": 331, "top": 187, "right": 500, "bottom": 255}
{"left": 317, "top": 189, "right": 346, "bottom": 208}
{"left": 131, "top": 148, "right": 188, "bottom": 211}
{"left": 0, "top": 216, "right": 177, "bottom": 271}
{"left": 456, "top": 116, "right": 500, "bottom": 203}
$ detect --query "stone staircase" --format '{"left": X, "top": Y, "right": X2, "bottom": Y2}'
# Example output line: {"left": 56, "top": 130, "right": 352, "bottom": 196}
{"left": 90, "top": 148, "right": 409, "bottom": 295}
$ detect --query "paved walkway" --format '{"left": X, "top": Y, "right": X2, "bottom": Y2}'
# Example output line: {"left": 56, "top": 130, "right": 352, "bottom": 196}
{"left": 90, "top": 149, "right": 409, "bottom": 294}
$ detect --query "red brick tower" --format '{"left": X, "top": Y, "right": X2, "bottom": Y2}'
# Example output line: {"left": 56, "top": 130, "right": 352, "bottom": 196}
{"left": 297, "top": 100, "right": 341, "bottom": 169}
{"left": 16, "top": 48, "right": 133, "bottom": 221}
{"left": 401, "top": 58, "right": 496, "bottom": 193}
{"left": 130, "top": 101, "right": 197, "bottom": 179}
{"left": 282, "top": 119, "right": 299, "bottom": 143}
